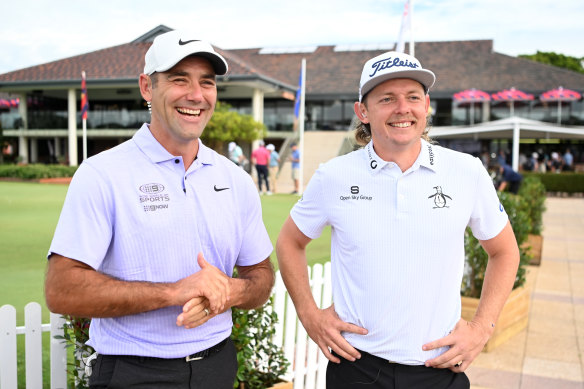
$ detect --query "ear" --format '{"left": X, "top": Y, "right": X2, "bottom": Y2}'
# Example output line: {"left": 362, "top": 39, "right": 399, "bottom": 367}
{"left": 425, "top": 95, "right": 431, "bottom": 116}
{"left": 354, "top": 102, "right": 369, "bottom": 123}
{"left": 139, "top": 74, "right": 153, "bottom": 102}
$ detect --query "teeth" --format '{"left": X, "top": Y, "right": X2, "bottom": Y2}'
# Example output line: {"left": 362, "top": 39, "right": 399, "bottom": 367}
{"left": 177, "top": 107, "right": 201, "bottom": 116}
{"left": 391, "top": 122, "right": 412, "bottom": 128}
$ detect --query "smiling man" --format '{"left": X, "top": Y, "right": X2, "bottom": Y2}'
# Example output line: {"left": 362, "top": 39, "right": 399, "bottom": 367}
{"left": 45, "top": 31, "right": 274, "bottom": 388}
{"left": 276, "top": 51, "right": 520, "bottom": 389}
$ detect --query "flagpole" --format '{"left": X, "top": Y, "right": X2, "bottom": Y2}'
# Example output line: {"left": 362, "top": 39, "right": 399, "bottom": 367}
{"left": 409, "top": 0, "right": 414, "bottom": 56}
{"left": 81, "top": 71, "right": 88, "bottom": 161}
{"left": 298, "top": 58, "right": 306, "bottom": 195}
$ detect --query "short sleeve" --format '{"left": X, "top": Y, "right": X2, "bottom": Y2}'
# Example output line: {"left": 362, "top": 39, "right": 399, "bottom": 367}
{"left": 236, "top": 175, "right": 273, "bottom": 266}
{"left": 468, "top": 158, "right": 509, "bottom": 241}
{"left": 290, "top": 168, "right": 329, "bottom": 239}
{"left": 48, "top": 162, "right": 114, "bottom": 269}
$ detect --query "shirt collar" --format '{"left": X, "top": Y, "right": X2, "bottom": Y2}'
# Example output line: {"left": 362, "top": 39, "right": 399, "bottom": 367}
{"left": 417, "top": 138, "right": 439, "bottom": 173}
{"left": 364, "top": 138, "right": 439, "bottom": 175}
{"left": 133, "top": 123, "right": 214, "bottom": 166}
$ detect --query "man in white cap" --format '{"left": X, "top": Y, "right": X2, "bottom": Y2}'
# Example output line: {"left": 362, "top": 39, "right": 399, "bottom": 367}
{"left": 45, "top": 30, "right": 274, "bottom": 388}
{"left": 276, "top": 51, "right": 519, "bottom": 388}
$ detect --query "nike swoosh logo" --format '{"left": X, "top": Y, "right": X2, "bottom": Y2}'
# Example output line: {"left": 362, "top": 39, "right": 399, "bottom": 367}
{"left": 214, "top": 185, "right": 229, "bottom": 192}
{"left": 178, "top": 39, "right": 200, "bottom": 46}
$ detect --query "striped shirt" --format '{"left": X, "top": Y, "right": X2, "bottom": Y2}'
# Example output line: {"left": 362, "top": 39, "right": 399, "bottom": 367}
{"left": 49, "top": 124, "right": 272, "bottom": 358}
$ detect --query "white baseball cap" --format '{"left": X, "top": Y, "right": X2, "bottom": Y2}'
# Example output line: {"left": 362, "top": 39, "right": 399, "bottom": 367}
{"left": 359, "top": 51, "right": 435, "bottom": 102}
{"left": 144, "top": 30, "right": 228, "bottom": 76}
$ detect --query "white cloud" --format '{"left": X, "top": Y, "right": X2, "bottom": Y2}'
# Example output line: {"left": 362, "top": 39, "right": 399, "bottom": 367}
{"left": 0, "top": 0, "right": 582, "bottom": 74}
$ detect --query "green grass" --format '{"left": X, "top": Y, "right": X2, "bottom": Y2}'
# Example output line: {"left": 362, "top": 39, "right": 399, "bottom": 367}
{"left": 1, "top": 181, "right": 331, "bottom": 388}
{"left": 0, "top": 182, "right": 331, "bottom": 324}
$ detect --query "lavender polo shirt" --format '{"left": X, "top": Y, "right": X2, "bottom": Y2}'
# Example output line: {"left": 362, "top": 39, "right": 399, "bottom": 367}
{"left": 290, "top": 139, "right": 508, "bottom": 365}
{"left": 49, "top": 124, "right": 273, "bottom": 358}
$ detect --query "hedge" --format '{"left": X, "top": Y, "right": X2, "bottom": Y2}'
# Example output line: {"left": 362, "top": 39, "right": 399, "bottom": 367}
{"left": 522, "top": 172, "right": 584, "bottom": 193}
{"left": 0, "top": 164, "right": 78, "bottom": 180}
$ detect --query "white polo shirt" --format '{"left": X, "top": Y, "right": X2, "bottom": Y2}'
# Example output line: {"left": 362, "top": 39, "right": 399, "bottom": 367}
{"left": 49, "top": 124, "right": 273, "bottom": 358}
{"left": 290, "top": 139, "right": 508, "bottom": 365}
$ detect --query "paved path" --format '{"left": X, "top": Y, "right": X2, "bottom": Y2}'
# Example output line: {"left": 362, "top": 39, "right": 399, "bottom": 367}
{"left": 468, "top": 197, "right": 584, "bottom": 388}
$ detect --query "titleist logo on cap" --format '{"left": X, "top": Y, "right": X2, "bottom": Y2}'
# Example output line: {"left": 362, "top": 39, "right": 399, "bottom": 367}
{"left": 368, "top": 56, "right": 420, "bottom": 78}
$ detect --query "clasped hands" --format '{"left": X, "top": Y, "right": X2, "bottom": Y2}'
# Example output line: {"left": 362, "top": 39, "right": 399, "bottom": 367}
{"left": 175, "top": 252, "right": 231, "bottom": 329}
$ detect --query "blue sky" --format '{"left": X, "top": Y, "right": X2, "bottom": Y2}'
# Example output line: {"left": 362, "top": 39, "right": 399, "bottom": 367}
{"left": 1, "top": 0, "right": 582, "bottom": 74}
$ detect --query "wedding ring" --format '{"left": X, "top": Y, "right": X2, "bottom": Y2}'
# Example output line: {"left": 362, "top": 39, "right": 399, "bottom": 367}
{"left": 204, "top": 308, "right": 210, "bottom": 316}
{"left": 454, "top": 360, "right": 463, "bottom": 367}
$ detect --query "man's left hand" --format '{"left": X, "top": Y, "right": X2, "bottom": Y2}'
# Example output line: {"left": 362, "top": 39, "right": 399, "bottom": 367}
{"left": 422, "top": 318, "right": 490, "bottom": 372}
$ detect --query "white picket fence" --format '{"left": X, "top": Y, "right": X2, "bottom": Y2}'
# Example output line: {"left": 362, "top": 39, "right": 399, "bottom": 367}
{"left": 0, "top": 262, "right": 332, "bottom": 389}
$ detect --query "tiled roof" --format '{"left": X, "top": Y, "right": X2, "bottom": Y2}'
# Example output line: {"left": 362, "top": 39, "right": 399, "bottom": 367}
{"left": 1, "top": 36, "right": 583, "bottom": 98}
{"left": 230, "top": 40, "right": 584, "bottom": 98}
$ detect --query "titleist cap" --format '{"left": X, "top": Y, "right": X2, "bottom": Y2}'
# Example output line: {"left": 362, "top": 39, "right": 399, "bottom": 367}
{"left": 359, "top": 51, "right": 435, "bottom": 101}
{"left": 144, "top": 30, "right": 228, "bottom": 75}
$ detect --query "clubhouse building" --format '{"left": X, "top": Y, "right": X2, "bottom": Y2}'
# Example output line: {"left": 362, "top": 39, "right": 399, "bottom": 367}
{"left": 1, "top": 25, "right": 584, "bottom": 173}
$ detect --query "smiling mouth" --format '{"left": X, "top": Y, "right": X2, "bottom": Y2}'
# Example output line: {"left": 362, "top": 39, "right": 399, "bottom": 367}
{"left": 176, "top": 107, "right": 201, "bottom": 117}
{"left": 390, "top": 121, "right": 415, "bottom": 128}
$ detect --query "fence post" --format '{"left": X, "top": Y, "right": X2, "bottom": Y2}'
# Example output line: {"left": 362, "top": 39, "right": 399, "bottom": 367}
{"left": 315, "top": 262, "right": 332, "bottom": 389}
{"left": 273, "top": 272, "right": 287, "bottom": 350}
{"left": 0, "top": 304, "right": 18, "bottom": 389}
{"left": 50, "top": 312, "right": 67, "bottom": 389}
{"left": 304, "top": 263, "right": 323, "bottom": 389}
{"left": 24, "top": 302, "right": 43, "bottom": 389}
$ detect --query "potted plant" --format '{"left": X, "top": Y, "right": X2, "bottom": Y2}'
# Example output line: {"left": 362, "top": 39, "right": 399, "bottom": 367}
{"left": 231, "top": 295, "right": 291, "bottom": 389}
{"left": 518, "top": 176, "right": 546, "bottom": 265}
{"left": 460, "top": 191, "right": 532, "bottom": 351}
{"left": 55, "top": 316, "right": 94, "bottom": 389}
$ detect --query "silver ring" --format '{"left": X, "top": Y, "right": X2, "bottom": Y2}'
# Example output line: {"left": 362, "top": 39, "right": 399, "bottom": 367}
{"left": 204, "top": 308, "right": 210, "bottom": 316}
{"left": 454, "top": 360, "right": 463, "bottom": 367}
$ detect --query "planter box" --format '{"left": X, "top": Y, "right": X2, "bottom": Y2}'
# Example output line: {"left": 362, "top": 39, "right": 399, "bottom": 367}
{"left": 240, "top": 381, "right": 292, "bottom": 389}
{"left": 522, "top": 234, "right": 543, "bottom": 265}
{"left": 461, "top": 286, "right": 529, "bottom": 352}
{"left": 270, "top": 382, "right": 293, "bottom": 389}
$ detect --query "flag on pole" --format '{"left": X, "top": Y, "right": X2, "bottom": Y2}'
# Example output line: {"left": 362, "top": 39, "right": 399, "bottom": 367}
{"left": 81, "top": 71, "right": 88, "bottom": 120}
{"left": 396, "top": 0, "right": 411, "bottom": 53}
{"left": 294, "top": 66, "right": 303, "bottom": 120}
{"left": 296, "top": 59, "right": 306, "bottom": 194}
{"left": 81, "top": 71, "right": 88, "bottom": 160}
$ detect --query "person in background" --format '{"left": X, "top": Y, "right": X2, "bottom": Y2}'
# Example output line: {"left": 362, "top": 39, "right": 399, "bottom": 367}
{"left": 550, "top": 152, "right": 563, "bottom": 173}
{"left": 276, "top": 50, "right": 519, "bottom": 389}
{"left": 562, "top": 148, "right": 574, "bottom": 171}
{"left": 44, "top": 31, "right": 274, "bottom": 389}
{"left": 251, "top": 140, "right": 271, "bottom": 195}
{"left": 289, "top": 143, "right": 300, "bottom": 194}
{"left": 492, "top": 162, "right": 523, "bottom": 194}
{"left": 267, "top": 143, "right": 280, "bottom": 194}
{"left": 228, "top": 141, "right": 248, "bottom": 169}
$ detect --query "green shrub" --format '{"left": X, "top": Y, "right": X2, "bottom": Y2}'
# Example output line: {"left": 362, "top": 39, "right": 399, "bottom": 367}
{"left": 518, "top": 176, "right": 546, "bottom": 235}
{"left": 55, "top": 316, "right": 94, "bottom": 389}
{"left": 523, "top": 172, "right": 584, "bottom": 193}
{"left": 232, "top": 295, "right": 289, "bottom": 389}
{"left": 0, "top": 164, "right": 77, "bottom": 179}
{"left": 461, "top": 192, "right": 531, "bottom": 298}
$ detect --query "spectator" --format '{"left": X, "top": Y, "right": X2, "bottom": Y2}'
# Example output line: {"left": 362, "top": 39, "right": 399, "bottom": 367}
{"left": 492, "top": 162, "right": 523, "bottom": 194}
{"left": 251, "top": 140, "right": 271, "bottom": 195}
{"left": 550, "top": 152, "right": 562, "bottom": 173}
{"left": 267, "top": 143, "right": 280, "bottom": 194}
{"left": 563, "top": 148, "right": 574, "bottom": 171}
{"left": 289, "top": 143, "right": 300, "bottom": 194}
{"left": 228, "top": 141, "right": 248, "bottom": 169}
